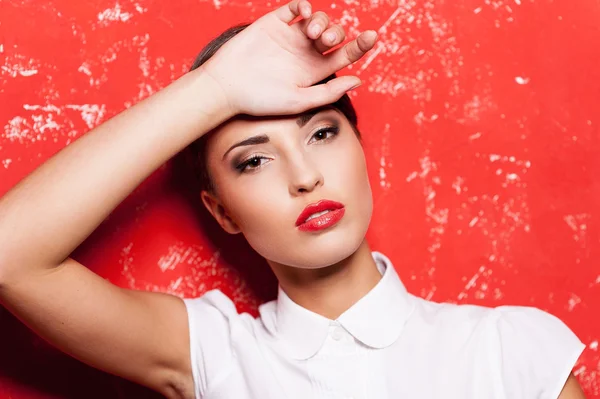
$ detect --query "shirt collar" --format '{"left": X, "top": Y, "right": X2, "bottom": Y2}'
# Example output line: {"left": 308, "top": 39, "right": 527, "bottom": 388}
{"left": 260, "top": 251, "right": 415, "bottom": 360}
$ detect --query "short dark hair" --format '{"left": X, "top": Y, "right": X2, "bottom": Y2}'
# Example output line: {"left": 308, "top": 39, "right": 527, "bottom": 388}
{"left": 184, "top": 23, "right": 360, "bottom": 193}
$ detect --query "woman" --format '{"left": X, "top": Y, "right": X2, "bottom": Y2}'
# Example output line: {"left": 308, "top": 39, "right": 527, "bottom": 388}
{"left": 0, "top": 1, "right": 586, "bottom": 398}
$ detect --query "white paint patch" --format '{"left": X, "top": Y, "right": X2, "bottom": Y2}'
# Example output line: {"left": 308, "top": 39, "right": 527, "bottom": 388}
{"left": 379, "top": 123, "right": 392, "bottom": 189}
{"left": 23, "top": 103, "right": 107, "bottom": 129}
{"left": 506, "top": 172, "right": 519, "bottom": 181}
{"left": 119, "top": 241, "right": 257, "bottom": 307}
{"left": 567, "top": 293, "right": 581, "bottom": 311}
{"left": 97, "top": 2, "right": 133, "bottom": 25}
{"left": 78, "top": 33, "right": 156, "bottom": 89}
{"left": 358, "top": 4, "right": 405, "bottom": 73}
{"left": 379, "top": 157, "right": 388, "bottom": 187}
{"left": 488, "top": 153, "right": 531, "bottom": 167}
{"left": 563, "top": 213, "right": 591, "bottom": 244}
{"left": 469, "top": 132, "right": 482, "bottom": 141}
{"left": 78, "top": 62, "right": 92, "bottom": 76}
{"left": 406, "top": 151, "right": 454, "bottom": 299}
{"left": 120, "top": 242, "right": 136, "bottom": 288}
{"left": 419, "top": 156, "right": 448, "bottom": 260}
{"left": 460, "top": 94, "right": 495, "bottom": 123}
{"left": 1, "top": 54, "right": 40, "bottom": 77}
{"left": 96, "top": 2, "right": 148, "bottom": 26}
{"left": 4, "top": 116, "right": 31, "bottom": 141}
{"left": 158, "top": 243, "right": 204, "bottom": 272}
{"left": 458, "top": 153, "right": 533, "bottom": 273}
{"left": 2, "top": 159, "right": 12, "bottom": 169}
{"left": 515, "top": 76, "right": 530, "bottom": 85}
{"left": 413, "top": 111, "right": 440, "bottom": 125}
{"left": 349, "top": 0, "right": 465, "bottom": 102}
{"left": 135, "top": 3, "right": 147, "bottom": 13}
{"left": 2, "top": 104, "right": 106, "bottom": 143}
{"left": 65, "top": 104, "right": 107, "bottom": 129}
{"left": 458, "top": 265, "right": 492, "bottom": 300}
{"left": 138, "top": 45, "right": 150, "bottom": 77}
{"left": 452, "top": 176, "right": 465, "bottom": 194}
{"left": 573, "top": 365, "right": 586, "bottom": 376}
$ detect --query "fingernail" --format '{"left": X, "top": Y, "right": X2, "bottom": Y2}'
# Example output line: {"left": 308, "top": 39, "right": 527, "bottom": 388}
{"left": 362, "top": 30, "right": 378, "bottom": 39}
{"left": 349, "top": 81, "right": 362, "bottom": 90}
{"left": 324, "top": 32, "right": 337, "bottom": 42}
{"left": 304, "top": 4, "right": 312, "bottom": 17}
{"left": 311, "top": 25, "right": 322, "bottom": 36}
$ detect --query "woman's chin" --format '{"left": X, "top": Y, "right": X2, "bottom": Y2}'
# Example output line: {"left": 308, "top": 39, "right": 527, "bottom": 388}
{"left": 263, "top": 230, "right": 367, "bottom": 270}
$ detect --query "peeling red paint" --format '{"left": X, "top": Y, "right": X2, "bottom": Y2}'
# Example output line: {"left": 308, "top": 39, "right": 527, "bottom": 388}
{"left": 1, "top": 0, "right": 599, "bottom": 397}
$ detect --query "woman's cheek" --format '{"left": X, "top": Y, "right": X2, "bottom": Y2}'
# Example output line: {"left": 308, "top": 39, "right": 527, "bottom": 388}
{"left": 326, "top": 141, "right": 364, "bottom": 188}
{"left": 234, "top": 173, "right": 286, "bottom": 230}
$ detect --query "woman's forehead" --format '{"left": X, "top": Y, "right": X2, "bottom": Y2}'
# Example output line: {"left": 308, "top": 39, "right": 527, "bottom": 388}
{"left": 211, "top": 107, "right": 343, "bottom": 145}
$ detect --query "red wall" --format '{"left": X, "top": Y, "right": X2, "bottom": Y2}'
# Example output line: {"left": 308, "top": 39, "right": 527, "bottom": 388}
{"left": 1, "top": 0, "right": 599, "bottom": 397}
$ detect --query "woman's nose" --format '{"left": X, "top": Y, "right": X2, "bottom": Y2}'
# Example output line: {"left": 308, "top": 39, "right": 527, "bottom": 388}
{"left": 287, "top": 155, "right": 324, "bottom": 196}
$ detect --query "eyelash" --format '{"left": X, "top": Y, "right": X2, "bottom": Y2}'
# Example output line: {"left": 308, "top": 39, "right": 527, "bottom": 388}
{"left": 235, "top": 125, "right": 340, "bottom": 173}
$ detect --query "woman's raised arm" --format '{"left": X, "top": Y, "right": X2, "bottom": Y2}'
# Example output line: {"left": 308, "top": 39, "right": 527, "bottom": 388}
{"left": 0, "top": 59, "right": 231, "bottom": 399}
{"left": 0, "top": 1, "right": 376, "bottom": 397}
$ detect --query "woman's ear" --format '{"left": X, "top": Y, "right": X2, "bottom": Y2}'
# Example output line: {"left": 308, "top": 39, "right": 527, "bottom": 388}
{"left": 200, "top": 190, "right": 241, "bottom": 234}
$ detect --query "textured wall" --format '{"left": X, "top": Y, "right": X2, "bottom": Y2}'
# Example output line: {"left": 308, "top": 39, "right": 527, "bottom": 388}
{"left": 1, "top": 0, "right": 599, "bottom": 397}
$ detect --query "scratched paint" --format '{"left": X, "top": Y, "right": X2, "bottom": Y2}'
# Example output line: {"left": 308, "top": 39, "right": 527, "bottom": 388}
{"left": 1, "top": 0, "right": 599, "bottom": 397}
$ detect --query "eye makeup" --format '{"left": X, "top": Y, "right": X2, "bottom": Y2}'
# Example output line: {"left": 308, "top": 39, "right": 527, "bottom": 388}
{"left": 234, "top": 154, "right": 271, "bottom": 173}
{"left": 230, "top": 117, "right": 342, "bottom": 174}
{"left": 307, "top": 123, "right": 339, "bottom": 144}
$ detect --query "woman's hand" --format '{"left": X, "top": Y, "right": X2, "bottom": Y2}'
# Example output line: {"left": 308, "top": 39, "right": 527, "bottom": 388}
{"left": 200, "top": 0, "right": 378, "bottom": 117}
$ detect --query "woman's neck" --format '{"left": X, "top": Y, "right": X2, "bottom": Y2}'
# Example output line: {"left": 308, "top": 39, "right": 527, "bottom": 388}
{"left": 269, "top": 240, "right": 382, "bottom": 320}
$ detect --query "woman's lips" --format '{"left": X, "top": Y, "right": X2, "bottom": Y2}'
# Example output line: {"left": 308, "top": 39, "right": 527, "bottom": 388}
{"left": 296, "top": 200, "right": 345, "bottom": 232}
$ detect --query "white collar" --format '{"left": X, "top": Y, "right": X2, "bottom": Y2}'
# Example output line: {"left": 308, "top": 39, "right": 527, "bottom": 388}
{"left": 259, "top": 251, "right": 415, "bottom": 360}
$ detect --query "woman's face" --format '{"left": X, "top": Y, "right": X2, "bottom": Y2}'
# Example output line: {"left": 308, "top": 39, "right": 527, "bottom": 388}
{"left": 202, "top": 107, "right": 373, "bottom": 269}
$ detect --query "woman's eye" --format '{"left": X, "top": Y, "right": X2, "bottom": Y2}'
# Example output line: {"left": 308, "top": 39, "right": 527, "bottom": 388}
{"left": 309, "top": 126, "right": 339, "bottom": 143}
{"left": 236, "top": 156, "right": 268, "bottom": 173}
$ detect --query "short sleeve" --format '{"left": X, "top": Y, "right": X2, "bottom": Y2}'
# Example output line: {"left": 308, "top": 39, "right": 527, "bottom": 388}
{"left": 183, "top": 289, "right": 237, "bottom": 399}
{"left": 493, "top": 306, "right": 585, "bottom": 399}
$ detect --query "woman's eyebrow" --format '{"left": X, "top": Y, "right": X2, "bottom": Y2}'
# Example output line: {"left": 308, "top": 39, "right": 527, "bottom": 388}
{"left": 222, "top": 134, "right": 270, "bottom": 160}
{"left": 296, "top": 105, "right": 334, "bottom": 127}
{"left": 222, "top": 106, "right": 335, "bottom": 160}
{"left": 296, "top": 110, "right": 318, "bottom": 128}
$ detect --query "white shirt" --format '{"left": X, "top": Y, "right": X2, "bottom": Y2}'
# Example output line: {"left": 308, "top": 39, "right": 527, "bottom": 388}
{"left": 184, "top": 251, "right": 585, "bottom": 399}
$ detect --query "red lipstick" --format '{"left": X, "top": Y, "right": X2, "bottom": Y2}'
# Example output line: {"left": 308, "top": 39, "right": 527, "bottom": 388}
{"left": 295, "top": 200, "right": 345, "bottom": 232}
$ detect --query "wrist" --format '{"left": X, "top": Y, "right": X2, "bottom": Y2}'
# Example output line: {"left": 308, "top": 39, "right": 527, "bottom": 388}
{"left": 188, "top": 66, "right": 238, "bottom": 123}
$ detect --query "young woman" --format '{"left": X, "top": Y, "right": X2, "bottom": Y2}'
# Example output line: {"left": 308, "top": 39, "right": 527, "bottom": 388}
{"left": 0, "top": 1, "right": 586, "bottom": 398}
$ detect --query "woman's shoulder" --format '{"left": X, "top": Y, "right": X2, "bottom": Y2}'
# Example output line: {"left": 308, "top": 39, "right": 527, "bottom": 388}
{"left": 409, "top": 295, "right": 585, "bottom": 396}
{"left": 483, "top": 304, "right": 585, "bottom": 367}
{"left": 183, "top": 289, "right": 262, "bottom": 329}
{"left": 413, "top": 294, "right": 577, "bottom": 332}
{"left": 411, "top": 294, "right": 582, "bottom": 344}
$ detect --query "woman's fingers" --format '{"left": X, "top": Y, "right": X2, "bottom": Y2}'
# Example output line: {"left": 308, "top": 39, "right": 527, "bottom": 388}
{"left": 326, "top": 30, "right": 378, "bottom": 71}
{"left": 275, "top": 0, "right": 312, "bottom": 23}
{"left": 299, "top": 11, "right": 330, "bottom": 40}
{"left": 298, "top": 12, "right": 347, "bottom": 54}
{"left": 224, "top": 1, "right": 378, "bottom": 115}
{"left": 298, "top": 75, "right": 362, "bottom": 110}
{"left": 312, "top": 24, "right": 346, "bottom": 53}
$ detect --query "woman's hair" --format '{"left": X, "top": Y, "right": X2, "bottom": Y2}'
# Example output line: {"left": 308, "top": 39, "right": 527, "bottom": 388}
{"left": 184, "top": 23, "right": 361, "bottom": 193}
